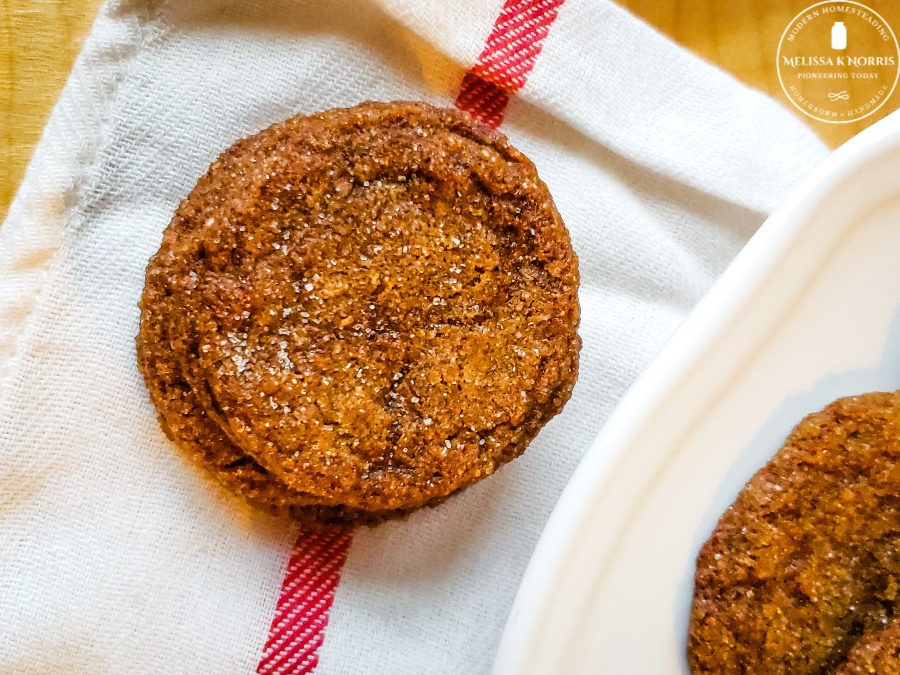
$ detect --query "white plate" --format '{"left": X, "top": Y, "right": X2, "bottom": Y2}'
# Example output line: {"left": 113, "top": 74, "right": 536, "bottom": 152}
{"left": 493, "top": 109, "right": 900, "bottom": 675}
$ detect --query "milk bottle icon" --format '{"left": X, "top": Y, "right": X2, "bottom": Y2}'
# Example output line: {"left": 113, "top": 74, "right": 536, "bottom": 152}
{"left": 832, "top": 21, "right": 847, "bottom": 49}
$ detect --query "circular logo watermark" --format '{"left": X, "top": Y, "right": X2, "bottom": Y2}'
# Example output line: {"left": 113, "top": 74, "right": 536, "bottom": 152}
{"left": 777, "top": 1, "right": 899, "bottom": 124}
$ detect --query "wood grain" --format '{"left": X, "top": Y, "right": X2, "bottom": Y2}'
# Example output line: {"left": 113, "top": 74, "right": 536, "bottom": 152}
{"left": 2, "top": 0, "right": 900, "bottom": 221}
{"left": 0, "top": 0, "right": 100, "bottom": 221}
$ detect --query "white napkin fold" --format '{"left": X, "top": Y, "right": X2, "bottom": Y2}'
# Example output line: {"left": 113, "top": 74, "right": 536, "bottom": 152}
{"left": 0, "top": 0, "right": 828, "bottom": 673}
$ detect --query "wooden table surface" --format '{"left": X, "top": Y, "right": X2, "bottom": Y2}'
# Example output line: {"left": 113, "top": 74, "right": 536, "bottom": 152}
{"left": 2, "top": 0, "right": 900, "bottom": 222}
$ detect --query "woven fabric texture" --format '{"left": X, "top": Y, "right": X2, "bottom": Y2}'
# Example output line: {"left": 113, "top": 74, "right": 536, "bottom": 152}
{"left": 0, "top": 0, "right": 828, "bottom": 672}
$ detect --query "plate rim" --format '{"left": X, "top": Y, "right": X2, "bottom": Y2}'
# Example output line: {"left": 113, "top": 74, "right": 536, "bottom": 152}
{"left": 492, "top": 109, "right": 900, "bottom": 675}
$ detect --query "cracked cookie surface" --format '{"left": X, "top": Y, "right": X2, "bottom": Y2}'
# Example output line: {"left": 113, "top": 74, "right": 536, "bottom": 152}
{"left": 137, "top": 101, "right": 580, "bottom": 521}
{"left": 689, "top": 392, "right": 900, "bottom": 673}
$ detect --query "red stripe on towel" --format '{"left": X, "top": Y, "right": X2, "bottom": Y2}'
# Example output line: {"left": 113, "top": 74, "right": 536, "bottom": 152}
{"left": 455, "top": 0, "right": 567, "bottom": 127}
{"left": 257, "top": 3, "right": 566, "bottom": 672}
{"left": 257, "top": 528, "right": 352, "bottom": 675}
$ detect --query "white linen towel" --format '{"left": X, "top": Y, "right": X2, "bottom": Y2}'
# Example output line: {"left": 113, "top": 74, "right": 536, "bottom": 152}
{"left": 0, "top": 0, "right": 828, "bottom": 672}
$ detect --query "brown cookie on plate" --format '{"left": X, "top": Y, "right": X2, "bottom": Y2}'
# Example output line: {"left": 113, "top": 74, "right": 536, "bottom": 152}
{"left": 688, "top": 392, "right": 900, "bottom": 673}
{"left": 137, "top": 101, "right": 580, "bottom": 523}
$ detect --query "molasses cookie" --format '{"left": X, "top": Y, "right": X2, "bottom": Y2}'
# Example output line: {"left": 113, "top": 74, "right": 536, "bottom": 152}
{"left": 137, "top": 101, "right": 580, "bottom": 522}
{"left": 137, "top": 235, "right": 394, "bottom": 524}
{"left": 689, "top": 392, "right": 900, "bottom": 673}
{"left": 836, "top": 616, "right": 900, "bottom": 674}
